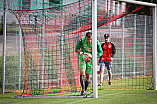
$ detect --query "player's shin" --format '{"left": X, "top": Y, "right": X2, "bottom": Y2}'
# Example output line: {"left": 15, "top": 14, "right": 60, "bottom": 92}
{"left": 85, "top": 81, "right": 90, "bottom": 91}
{"left": 80, "top": 75, "right": 85, "bottom": 91}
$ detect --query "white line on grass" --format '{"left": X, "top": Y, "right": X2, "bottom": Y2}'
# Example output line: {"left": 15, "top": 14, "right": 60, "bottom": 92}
{"left": 67, "top": 92, "right": 127, "bottom": 104}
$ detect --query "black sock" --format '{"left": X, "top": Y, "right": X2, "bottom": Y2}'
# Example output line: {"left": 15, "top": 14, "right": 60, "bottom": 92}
{"left": 85, "top": 81, "right": 90, "bottom": 91}
{"left": 80, "top": 75, "right": 85, "bottom": 91}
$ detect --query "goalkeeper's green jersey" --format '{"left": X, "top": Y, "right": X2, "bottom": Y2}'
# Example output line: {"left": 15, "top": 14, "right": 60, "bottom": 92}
{"left": 75, "top": 37, "right": 103, "bottom": 57}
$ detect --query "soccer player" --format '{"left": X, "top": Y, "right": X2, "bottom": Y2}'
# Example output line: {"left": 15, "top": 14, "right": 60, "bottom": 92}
{"left": 98, "top": 34, "right": 116, "bottom": 86}
{"left": 75, "top": 32, "right": 103, "bottom": 95}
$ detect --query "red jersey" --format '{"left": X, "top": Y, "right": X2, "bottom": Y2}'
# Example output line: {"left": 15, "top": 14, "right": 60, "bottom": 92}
{"left": 100, "top": 42, "right": 116, "bottom": 62}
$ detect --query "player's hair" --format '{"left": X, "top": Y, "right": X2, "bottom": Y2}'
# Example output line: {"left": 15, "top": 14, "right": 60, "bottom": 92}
{"left": 104, "top": 34, "right": 110, "bottom": 38}
{"left": 86, "top": 32, "right": 92, "bottom": 38}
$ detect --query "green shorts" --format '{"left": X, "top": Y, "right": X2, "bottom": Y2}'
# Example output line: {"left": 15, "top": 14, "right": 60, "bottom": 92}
{"left": 79, "top": 55, "right": 92, "bottom": 74}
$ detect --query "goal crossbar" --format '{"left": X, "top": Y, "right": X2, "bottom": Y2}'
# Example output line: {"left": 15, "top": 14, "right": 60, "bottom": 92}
{"left": 117, "top": 0, "right": 156, "bottom": 7}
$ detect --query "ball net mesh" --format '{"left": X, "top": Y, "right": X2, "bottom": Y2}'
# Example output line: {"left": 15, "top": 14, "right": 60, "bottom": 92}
{"left": 1, "top": 0, "right": 154, "bottom": 97}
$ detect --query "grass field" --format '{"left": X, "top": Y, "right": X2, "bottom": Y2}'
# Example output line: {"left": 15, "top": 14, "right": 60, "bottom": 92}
{"left": 0, "top": 90, "right": 157, "bottom": 104}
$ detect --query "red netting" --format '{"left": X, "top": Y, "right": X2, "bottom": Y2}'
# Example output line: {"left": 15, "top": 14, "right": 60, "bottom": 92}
{"left": 10, "top": 0, "right": 153, "bottom": 97}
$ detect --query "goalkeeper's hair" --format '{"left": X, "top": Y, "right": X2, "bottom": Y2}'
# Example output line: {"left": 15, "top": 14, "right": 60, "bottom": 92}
{"left": 86, "top": 32, "right": 92, "bottom": 38}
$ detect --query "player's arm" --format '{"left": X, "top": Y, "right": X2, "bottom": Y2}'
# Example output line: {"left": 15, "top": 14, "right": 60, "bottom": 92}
{"left": 75, "top": 39, "right": 82, "bottom": 54}
{"left": 111, "top": 42, "right": 116, "bottom": 58}
{"left": 97, "top": 40, "right": 103, "bottom": 57}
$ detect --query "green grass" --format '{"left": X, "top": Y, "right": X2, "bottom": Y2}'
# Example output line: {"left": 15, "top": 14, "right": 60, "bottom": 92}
{"left": 97, "top": 76, "right": 153, "bottom": 90}
{"left": 0, "top": 76, "right": 154, "bottom": 104}
{"left": 7, "top": 27, "right": 19, "bottom": 31}
{"left": 0, "top": 90, "right": 157, "bottom": 104}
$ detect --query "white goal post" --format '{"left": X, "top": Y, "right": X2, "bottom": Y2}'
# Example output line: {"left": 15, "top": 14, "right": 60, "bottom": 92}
{"left": 92, "top": 0, "right": 98, "bottom": 98}
{"left": 92, "top": 0, "right": 157, "bottom": 98}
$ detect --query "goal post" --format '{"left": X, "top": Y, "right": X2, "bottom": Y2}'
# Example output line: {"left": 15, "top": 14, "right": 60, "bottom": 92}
{"left": 92, "top": 0, "right": 157, "bottom": 98}
{"left": 92, "top": 0, "right": 98, "bottom": 98}
{"left": 118, "top": 0, "right": 156, "bottom": 7}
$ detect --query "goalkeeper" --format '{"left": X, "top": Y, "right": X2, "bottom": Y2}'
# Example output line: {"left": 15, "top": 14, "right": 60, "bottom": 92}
{"left": 75, "top": 32, "right": 103, "bottom": 95}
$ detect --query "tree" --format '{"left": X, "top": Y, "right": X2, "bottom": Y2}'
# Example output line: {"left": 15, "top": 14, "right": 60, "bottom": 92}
{"left": 126, "top": 0, "right": 156, "bottom": 15}
{"left": 137, "top": 0, "right": 157, "bottom": 4}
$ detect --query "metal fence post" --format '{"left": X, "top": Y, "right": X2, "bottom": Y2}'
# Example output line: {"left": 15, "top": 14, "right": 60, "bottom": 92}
{"left": 2, "top": 0, "right": 6, "bottom": 94}
{"left": 18, "top": 25, "right": 22, "bottom": 91}
{"left": 133, "top": 14, "right": 136, "bottom": 78}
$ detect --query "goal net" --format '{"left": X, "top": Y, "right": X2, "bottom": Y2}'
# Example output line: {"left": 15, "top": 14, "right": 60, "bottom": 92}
{"left": 1, "top": 0, "right": 155, "bottom": 98}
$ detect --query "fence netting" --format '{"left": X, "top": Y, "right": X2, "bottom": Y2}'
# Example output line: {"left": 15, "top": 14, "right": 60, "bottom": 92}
{"left": 0, "top": 0, "right": 153, "bottom": 98}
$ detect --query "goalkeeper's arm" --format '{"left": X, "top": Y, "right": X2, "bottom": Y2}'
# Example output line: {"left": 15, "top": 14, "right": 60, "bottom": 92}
{"left": 75, "top": 38, "right": 82, "bottom": 54}
{"left": 76, "top": 50, "right": 82, "bottom": 54}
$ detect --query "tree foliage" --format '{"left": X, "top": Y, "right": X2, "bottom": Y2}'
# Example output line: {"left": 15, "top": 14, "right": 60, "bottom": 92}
{"left": 127, "top": 0, "right": 156, "bottom": 15}
{"left": 139, "top": 0, "right": 157, "bottom": 4}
